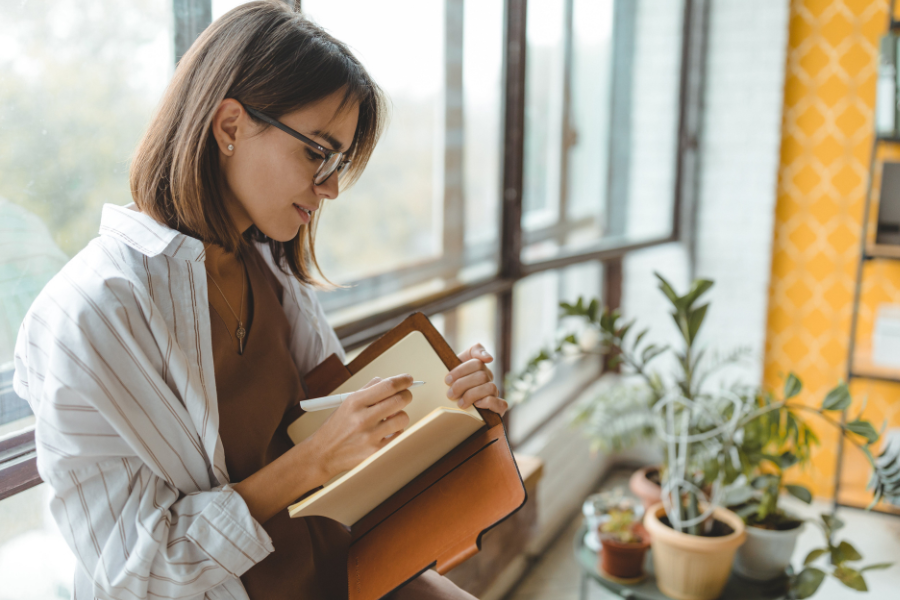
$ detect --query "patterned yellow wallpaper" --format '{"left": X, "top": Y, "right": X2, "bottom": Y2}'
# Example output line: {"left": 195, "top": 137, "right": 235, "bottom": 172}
{"left": 765, "top": 0, "right": 900, "bottom": 507}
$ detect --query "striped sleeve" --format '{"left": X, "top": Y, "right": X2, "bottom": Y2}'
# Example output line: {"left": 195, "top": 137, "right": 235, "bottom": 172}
{"left": 13, "top": 253, "right": 272, "bottom": 600}
{"left": 43, "top": 460, "right": 270, "bottom": 600}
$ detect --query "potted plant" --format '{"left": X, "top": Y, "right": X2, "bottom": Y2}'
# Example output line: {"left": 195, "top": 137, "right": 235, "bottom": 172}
{"left": 509, "top": 276, "right": 751, "bottom": 600}
{"left": 727, "top": 466, "right": 807, "bottom": 582}
{"left": 629, "top": 465, "right": 662, "bottom": 512}
{"left": 507, "top": 274, "right": 897, "bottom": 600}
{"left": 505, "top": 281, "right": 747, "bottom": 521}
{"left": 722, "top": 374, "right": 894, "bottom": 594}
{"left": 598, "top": 508, "right": 651, "bottom": 580}
{"left": 581, "top": 488, "right": 642, "bottom": 552}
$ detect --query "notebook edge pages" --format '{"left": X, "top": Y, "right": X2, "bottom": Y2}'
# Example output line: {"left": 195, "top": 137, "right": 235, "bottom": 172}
{"left": 288, "top": 407, "right": 484, "bottom": 524}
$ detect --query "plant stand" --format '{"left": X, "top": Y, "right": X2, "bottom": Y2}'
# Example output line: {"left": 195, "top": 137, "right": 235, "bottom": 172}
{"left": 573, "top": 524, "right": 786, "bottom": 600}
{"left": 838, "top": 0, "right": 900, "bottom": 516}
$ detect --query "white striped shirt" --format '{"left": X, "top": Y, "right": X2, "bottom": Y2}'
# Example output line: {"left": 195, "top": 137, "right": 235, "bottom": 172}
{"left": 13, "top": 204, "right": 345, "bottom": 600}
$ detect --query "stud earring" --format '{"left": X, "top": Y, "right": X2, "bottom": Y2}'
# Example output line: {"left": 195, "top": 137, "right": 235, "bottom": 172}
{"left": 227, "top": 144, "right": 234, "bottom": 151}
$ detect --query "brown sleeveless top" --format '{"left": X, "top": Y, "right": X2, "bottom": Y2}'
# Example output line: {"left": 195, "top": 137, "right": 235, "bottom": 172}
{"left": 209, "top": 245, "right": 350, "bottom": 600}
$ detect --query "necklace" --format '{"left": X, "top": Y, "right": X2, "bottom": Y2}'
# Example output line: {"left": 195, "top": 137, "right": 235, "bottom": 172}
{"left": 207, "top": 260, "right": 247, "bottom": 355}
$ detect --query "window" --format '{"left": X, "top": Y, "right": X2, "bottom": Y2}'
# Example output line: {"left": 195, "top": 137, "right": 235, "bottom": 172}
{"left": 0, "top": 0, "right": 176, "bottom": 589}
{"left": 508, "top": 261, "right": 605, "bottom": 445}
{"left": 298, "top": 0, "right": 506, "bottom": 326}
{"left": 0, "top": 484, "right": 73, "bottom": 599}
{"left": 0, "top": 0, "right": 173, "bottom": 437}
{"left": 0, "top": 0, "right": 698, "bottom": 563}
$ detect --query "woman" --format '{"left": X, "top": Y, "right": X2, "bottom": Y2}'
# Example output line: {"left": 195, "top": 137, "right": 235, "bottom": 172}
{"left": 13, "top": 2, "right": 506, "bottom": 599}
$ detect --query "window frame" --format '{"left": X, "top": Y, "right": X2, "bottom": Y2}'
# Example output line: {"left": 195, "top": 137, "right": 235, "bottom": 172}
{"left": 0, "top": 0, "right": 708, "bottom": 500}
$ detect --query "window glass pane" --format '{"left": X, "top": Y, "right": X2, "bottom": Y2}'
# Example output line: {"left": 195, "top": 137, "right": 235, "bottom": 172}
{"left": 626, "top": 0, "right": 684, "bottom": 240}
{"left": 521, "top": 0, "right": 684, "bottom": 264}
{"left": 299, "top": 1, "right": 504, "bottom": 323}
{"left": 0, "top": 0, "right": 172, "bottom": 434}
{"left": 437, "top": 295, "right": 498, "bottom": 363}
{"left": 522, "top": 0, "right": 566, "bottom": 229}
{"left": 0, "top": 483, "right": 75, "bottom": 599}
{"left": 508, "top": 261, "right": 603, "bottom": 445}
{"left": 566, "top": 0, "right": 614, "bottom": 224}
{"left": 463, "top": 0, "right": 505, "bottom": 255}
{"left": 302, "top": 0, "right": 443, "bottom": 284}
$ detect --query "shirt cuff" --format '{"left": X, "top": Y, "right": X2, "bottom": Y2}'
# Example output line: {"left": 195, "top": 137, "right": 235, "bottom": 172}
{"left": 187, "top": 485, "right": 274, "bottom": 577}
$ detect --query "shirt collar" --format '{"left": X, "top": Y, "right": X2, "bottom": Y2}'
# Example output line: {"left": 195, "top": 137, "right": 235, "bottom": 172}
{"left": 99, "top": 203, "right": 207, "bottom": 262}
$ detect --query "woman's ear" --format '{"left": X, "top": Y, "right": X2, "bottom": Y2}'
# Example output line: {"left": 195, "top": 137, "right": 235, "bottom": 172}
{"left": 211, "top": 98, "right": 245, "bottom": 156}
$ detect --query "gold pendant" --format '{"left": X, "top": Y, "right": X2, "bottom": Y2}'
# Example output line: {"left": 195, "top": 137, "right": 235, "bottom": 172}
{"left": 236, "top": 326, "right": 246, "bottom": 354}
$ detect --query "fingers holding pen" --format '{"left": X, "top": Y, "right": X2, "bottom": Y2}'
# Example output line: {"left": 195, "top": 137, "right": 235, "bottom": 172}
{"left": 351, "top": 374, "right": 413, "bottom": 408}
{"left": 369, "top": 388, "right": 413, "bottom": 422}
{"left": 313, "top": 374, "right": 415, "bottom": 477}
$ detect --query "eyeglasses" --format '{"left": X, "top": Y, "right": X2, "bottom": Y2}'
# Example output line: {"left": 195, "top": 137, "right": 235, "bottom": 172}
{"left": 243, "top": 105, "right": 351, "bottom": 186}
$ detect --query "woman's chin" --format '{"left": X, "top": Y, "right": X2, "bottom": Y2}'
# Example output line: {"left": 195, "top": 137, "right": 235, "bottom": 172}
{"left": 256, "top": 222, "right": 302, "bottom": 243}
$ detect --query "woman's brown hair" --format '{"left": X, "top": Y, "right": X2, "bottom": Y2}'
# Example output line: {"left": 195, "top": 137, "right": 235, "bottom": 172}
{"left": 130, "top": 0, "right": 385, "bottom": 285}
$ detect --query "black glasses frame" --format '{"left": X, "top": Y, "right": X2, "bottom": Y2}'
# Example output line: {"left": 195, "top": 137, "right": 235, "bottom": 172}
{"left": 242, "top": 104, "right": 351, "bottom": 185}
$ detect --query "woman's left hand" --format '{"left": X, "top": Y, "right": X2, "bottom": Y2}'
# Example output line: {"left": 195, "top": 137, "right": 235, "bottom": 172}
{"left": 445, "top": 343, "right": 508, "bottom": 416}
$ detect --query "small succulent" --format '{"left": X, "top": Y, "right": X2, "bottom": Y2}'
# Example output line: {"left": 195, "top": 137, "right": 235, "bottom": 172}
{"left": 600, "top": 509, "right": 640, "bottom": 544}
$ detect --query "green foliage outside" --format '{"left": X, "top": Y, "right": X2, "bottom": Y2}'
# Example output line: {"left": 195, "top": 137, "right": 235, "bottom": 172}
{"left": 0, "top": 0, "right": 170, "bottom": 257}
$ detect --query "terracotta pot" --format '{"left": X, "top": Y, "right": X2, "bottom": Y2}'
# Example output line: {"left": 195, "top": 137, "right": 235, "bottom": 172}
{"left": 643, "top": 503, "right": 746, "bottom": 600}
{"left": 733, "top": 520, "right": 804, "bottom": 581}
{"left": 599, "top": 524, "right": 651, "bottom": 579}
{"left": 629, "top": 466, "right": 662, "bottom": 512}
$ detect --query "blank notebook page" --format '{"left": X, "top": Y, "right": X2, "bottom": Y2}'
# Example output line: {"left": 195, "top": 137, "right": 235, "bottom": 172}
{"left": 286, "top": 330, "right": 483, "bottom": 445}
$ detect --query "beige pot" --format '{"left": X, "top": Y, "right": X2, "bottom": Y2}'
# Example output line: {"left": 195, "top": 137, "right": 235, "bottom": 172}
{"left": 643, "top": 502, "right": 746, "bottom": 600}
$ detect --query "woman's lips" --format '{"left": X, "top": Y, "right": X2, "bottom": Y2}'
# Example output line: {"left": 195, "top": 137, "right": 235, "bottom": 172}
{"left": 293, "top": 203, "right": 312, "bottom": 224}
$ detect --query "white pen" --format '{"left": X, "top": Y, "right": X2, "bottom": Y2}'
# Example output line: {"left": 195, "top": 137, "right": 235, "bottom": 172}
{"left": 299, "top": 381, "right": 425, "bottom": 412}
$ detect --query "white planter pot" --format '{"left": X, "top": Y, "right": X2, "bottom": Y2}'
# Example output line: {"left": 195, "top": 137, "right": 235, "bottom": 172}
{"left": 732, "top": 521, "right": 804, "bottom": 581}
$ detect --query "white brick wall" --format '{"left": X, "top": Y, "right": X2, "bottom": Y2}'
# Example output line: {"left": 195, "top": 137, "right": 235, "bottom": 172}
{"left": 623, "top": 0, "right": 790, "bottom": 387}
{"left": 622, "top": 0, "right": 691, "bottom": 358}
{"left": 693, "top": 0, "right": 790, "bottom": 385}
{"left": 626, "top": 0, "right": 685, "bottom": 241}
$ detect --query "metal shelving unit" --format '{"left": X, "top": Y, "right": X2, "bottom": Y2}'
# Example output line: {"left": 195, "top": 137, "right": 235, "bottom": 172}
{"left": 834, "top": 0, "right": 900, "bottom": 516}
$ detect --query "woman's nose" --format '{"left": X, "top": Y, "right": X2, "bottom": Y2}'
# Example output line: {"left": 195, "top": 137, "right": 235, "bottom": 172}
{"left": 314, "top": 174, "right": 340, "bottom": 199}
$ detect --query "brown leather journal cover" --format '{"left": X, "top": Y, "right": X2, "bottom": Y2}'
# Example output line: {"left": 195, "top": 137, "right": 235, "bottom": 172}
{"left": 298, "top": 313, "right": 527, "bottom": 600}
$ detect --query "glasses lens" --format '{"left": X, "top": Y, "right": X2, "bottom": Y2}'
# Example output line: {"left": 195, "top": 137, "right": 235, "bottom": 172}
{"left": 314, "top": 153, "right": 343, "bottom": 185}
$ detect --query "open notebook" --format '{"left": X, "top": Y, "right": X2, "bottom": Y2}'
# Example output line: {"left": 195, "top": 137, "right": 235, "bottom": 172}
{"left": 287, "top": 330, "right": 485, "bottom": 525}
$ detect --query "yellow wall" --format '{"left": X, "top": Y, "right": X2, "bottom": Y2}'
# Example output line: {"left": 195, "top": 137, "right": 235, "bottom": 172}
{"left": 765, "top": 0, "right": 900, "bottom": 505}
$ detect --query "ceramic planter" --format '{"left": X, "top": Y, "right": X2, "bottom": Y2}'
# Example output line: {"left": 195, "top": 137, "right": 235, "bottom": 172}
{"left": 599, "top": 524, "right": 651, "bottom": 579}
{"left": 629, "top": 466, "right": 662, "bottom": 511}
{"left": 732, "top": 520, "right": 804, "bottom": 581}
{"left": 643, "top": 502, "right": 746, "bottom": 600}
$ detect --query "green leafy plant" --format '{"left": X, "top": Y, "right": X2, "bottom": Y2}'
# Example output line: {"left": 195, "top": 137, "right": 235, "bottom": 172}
{"left": 789, "top": 514, "right": 893, "bottom": 598}
{"left": 728, "top": 372, "right": 893, "bottom": 530}
{"left": 505, "top": 276, "right": 747, "bottom": 453}
{"left": 508, "top": 273, "right": 896, "bottom": 595}
{"left": 873, "top": 434, "right": 900, "bottom": 505}
{"left": 508, "top": 274, "right": 896, "bottom": 521}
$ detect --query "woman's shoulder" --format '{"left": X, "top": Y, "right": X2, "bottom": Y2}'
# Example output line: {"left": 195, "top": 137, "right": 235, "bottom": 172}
{"left": 24, "top": 236, "right": 152, "bottom": 334}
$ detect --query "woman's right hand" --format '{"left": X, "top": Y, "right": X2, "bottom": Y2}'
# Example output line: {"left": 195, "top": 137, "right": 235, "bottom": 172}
{"left": 308, "top": 374, "right": 414, "bottom": 480}
{"left": 234, "top": 374, "right": 413, "bottom": 524}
